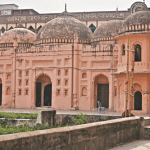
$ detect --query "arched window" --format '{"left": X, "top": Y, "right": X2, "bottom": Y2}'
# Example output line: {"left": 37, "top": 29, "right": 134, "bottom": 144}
{"left": 114, "top": 86, "right": 117, "bottom": 96}
{"left": 82, "top": 87, "right": 87, "bottom": 96}
{"left": 122, "top": 44, "right": 125, "bottom": 55}
{"left": 25, "top": 89, "right": 28, "bottom": 95}
{"left": 56, "top": 89, "right": 60, "bottom": 96}
{"left": 82, "top": 73, "right": 87, "bottom": 78}
{"left": 7, "top": 74, "right": 11, "bottom": 80}
{"left": 58, "top": 70, "right": 61, "bottom": 75}
{"left": 89, "top": 24, "right": 96, "bottom": 33}
{"left": 19, "top": 89, "right": 21, "bottom": 95}
{"left": 135, "top": 44, "right": 141, "bottom": 62}
{"left": 26, "top": 71, "right": 29, "bottom": 76}
{"left": 65, "top": 80, "right": 68, "bottom": 86}
{"left": 19, "top": 80, "right": 22, "bottom": 86}
{"left": 6, "top": 87, "right": 10, "bottom": 95}
{"left": 57, "top": 79, "right": 61, "bottom": 85}
{"left": 65, "top": 70, "right": 68, "bottom": 75}
{"left": 19, "top": 71, "right": 22, "bottom": 77}
{"left": 64, "top": 89, "right": 68, "bottom": 96}
{"left": 26, "top": 80, "right": 28, "bottom": 86}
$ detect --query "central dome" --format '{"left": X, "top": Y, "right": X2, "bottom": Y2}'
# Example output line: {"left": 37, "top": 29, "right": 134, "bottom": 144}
{"left": 36, "top": 15, "right": 92, "bottom": 40}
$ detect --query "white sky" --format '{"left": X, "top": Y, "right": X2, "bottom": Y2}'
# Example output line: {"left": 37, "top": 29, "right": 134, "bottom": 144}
{"left": 1, "top": 0, "right": 150, "bottom": 13}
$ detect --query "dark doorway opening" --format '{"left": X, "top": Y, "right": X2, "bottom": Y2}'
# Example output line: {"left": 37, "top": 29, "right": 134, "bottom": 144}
{"left": 97, "top": 84, "right": 109, "bottom": 108}
{"left": 135, "top": 44, "right": 141, "bottom": 62}
{"left": 134, "top": 91, "right": 142, "bottom": 110}
{"left": 44, "top": 84, "right": 52, "bottom": 106}
{"left": 0, "top": 84, "right": 2, "bottom": 105}
{"left": 36, "top": 82, "right": 41, "bottom": 107}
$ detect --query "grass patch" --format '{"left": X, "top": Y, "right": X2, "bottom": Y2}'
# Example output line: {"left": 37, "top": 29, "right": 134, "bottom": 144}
{"left": 0, "top": 123, "right": 53, "bottom": 135}
{"left": 0, "top": 112, "right": 38, "bottom": 119}
{"left": 0, "top": 121, "right": 70, "bottom": 135}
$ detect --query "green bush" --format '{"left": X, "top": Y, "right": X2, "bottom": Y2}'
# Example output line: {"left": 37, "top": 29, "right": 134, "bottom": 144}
{"left": 0, "top": 123, "right": 52, "bottom": 135}
{"left": 0, "top": 112, "right": 38, "bottom": 119}
{"left": 71, "top": 113, "right": 87, "bottom": 125}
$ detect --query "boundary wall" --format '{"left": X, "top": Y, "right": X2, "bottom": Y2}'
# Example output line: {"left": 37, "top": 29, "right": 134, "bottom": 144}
{"left": 0, "top": 117, "right": 141, "bottom": 150}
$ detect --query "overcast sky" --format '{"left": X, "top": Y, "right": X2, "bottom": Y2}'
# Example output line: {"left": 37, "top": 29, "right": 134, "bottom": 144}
{"left": 1, "top": 0, "right": 150, "bottom": 13}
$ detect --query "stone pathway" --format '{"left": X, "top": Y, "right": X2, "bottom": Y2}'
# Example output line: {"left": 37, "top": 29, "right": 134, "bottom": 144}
{"left": 0, "top": 107, "right": 121, "bottom": 116}
{"left": 109, "top": 140, "right": 150, "bottom": 150}
{"left": 0, "top": 107, "right": 149, "bottom": 117}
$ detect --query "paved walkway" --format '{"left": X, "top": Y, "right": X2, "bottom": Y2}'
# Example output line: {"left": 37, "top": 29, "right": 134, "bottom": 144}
{"left": 109, "top": 140, "right": 150, "bottom": 150}
{"left": 0, "top": 107, "right": 150, "bottom": 117}
{"left": 0, "top": 107, "right": 121, "bottom": 116}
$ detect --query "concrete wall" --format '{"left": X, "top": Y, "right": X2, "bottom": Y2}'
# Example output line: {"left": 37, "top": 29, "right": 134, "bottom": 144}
{"left": 56, "top": 114, "right": 121, "bottom": 125}
{"left": 0, "top": 117, "right": 141, "bottom": 150}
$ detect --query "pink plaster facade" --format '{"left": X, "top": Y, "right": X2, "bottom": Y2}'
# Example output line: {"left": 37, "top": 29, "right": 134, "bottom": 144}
{"left": 0, "top": 7, "right": 150, "bottom": 114}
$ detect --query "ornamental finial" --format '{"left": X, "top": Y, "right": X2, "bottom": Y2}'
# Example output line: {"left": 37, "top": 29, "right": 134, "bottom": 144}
{"left": 65, "top": 3, "right": 67, "bottom": 12}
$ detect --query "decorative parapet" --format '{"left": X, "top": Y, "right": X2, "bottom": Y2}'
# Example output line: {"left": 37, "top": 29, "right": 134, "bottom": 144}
{"left": 0, "top": 43, "right": 13, "bottom": 48}
{"left": 34, "top": 38, "right": 91, "bottom": 45}
{"left": 118, "top": 23, "right": 150, "bottom": 35}
{"left": 78, "top": 39, "right": 91, "bottom": 44}
{"left": 91, "top": 36, "right": 115, "bottom": 42}
{"left": 18, "top": 43, "right": 33, "bottom": 47}
{"left": 34, "top": 38, "right": 74, "bottom": 45}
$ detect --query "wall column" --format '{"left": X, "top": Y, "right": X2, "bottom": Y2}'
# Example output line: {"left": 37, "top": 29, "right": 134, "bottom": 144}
{"left": 72, "top": 34, "right": 79, "bottom": 110}
{"left": 11, "top": 38, "right": 18, "bottom": 107}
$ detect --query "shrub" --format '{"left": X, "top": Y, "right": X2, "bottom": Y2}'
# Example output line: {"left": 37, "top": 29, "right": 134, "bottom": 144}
{"left": 71, "top": 113, "right": 87, "bottom": 125}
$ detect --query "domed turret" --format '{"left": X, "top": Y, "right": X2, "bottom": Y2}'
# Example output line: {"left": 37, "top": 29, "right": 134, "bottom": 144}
{"left": 123, "top": 11, "right": 150, "bottom": 27}
{"left": 93, "top": 20, "right": 123, "bottom": 39}
{"left": 0, "top": 28, "right": 36, "bottom": 44}
{"left": 36, "top": 9, "right": 92, "bottom": 41}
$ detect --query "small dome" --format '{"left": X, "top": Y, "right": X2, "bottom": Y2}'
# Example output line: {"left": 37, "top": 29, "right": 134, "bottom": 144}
{"left": 123, "top": 11, "right": 150, "bottom": 27}
{"left": 93, "top": 20, "right": 123, "bottom": 38}
{"left": 36, "top": 15, "right": 92, "bottom": 40}
{"left": 0, "top": 28, "right": 36, "bottom": 43}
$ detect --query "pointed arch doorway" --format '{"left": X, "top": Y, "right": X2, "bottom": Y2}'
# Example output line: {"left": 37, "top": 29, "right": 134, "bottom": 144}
{"left": 94, "top": 74, "right": 109, "bottom": 108}
{"left": 134, "top": 91, "right": 142, "bottom": 110}
{"left": 36, "top": 74, "right": 52, "bottom": 107}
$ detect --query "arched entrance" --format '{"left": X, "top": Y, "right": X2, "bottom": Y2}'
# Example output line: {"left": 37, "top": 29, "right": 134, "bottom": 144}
{"left": 0, "top": 79, "right": 2, "bottom": 106}
{"left": 94, "top": 74, "right": 109, "bottom": 108}
{"left": 44, "top": 84, "right": 52, "bottom": 106}
{"left": 36, "top": 74, "right": 52, "bottom": 107}
{"left": 134, "top": 91, "right": 142, "bottom": 110}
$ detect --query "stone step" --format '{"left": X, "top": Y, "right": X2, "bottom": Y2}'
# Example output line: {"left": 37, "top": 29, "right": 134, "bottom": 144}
{"left": 143, "top": 126, "right": 150, "bottom": 140}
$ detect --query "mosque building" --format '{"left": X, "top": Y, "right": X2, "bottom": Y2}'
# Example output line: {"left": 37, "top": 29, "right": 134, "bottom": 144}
{"left": 0, "top": 1, "right": 149, "bottom": 114}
